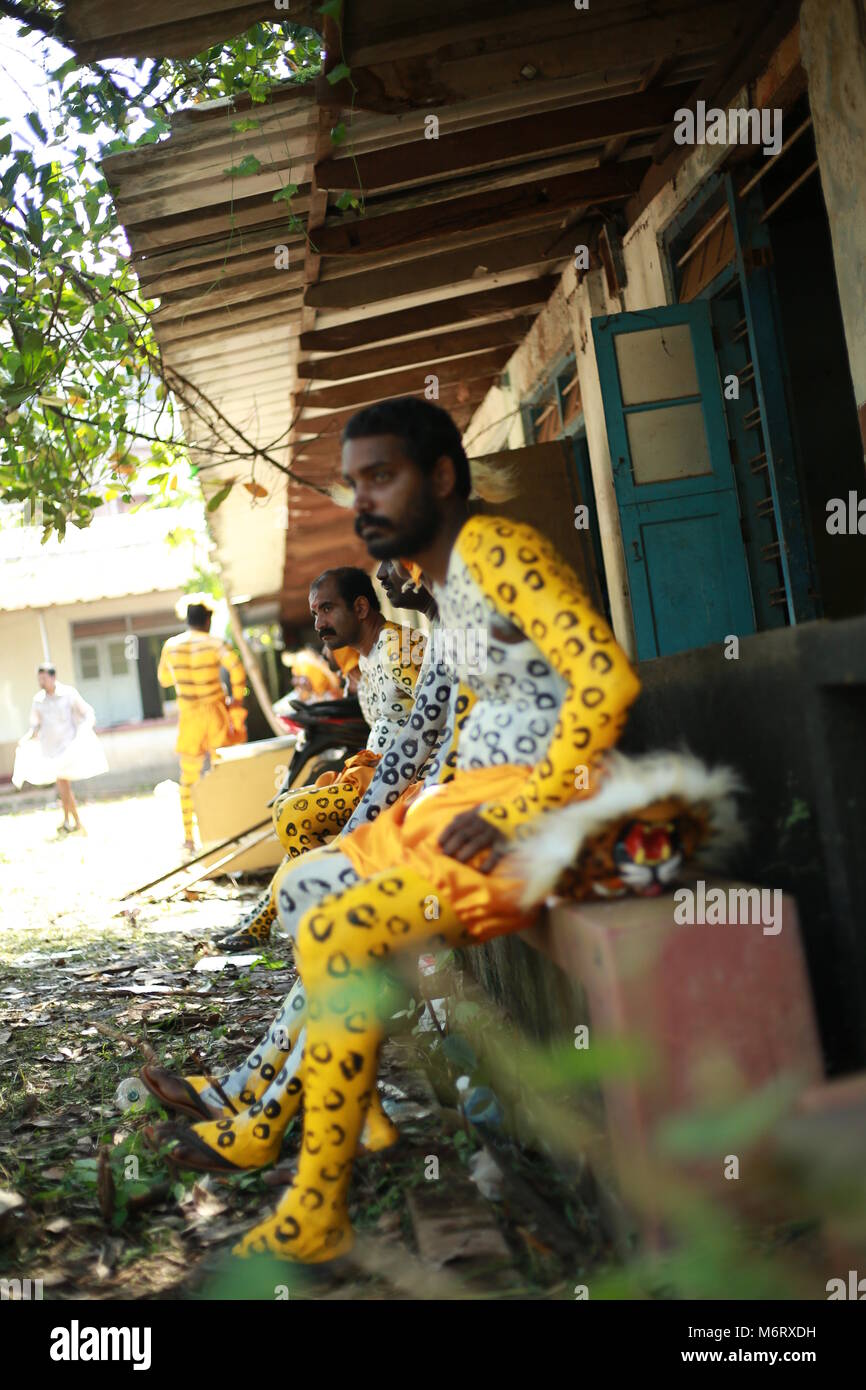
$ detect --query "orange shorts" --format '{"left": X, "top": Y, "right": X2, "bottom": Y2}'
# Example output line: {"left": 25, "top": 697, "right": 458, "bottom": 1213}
{"left": 175, "top": 699, "right": 231, "bottom": 757}
{"left": 340, "top": 765, "right": 537, "bottom": 941}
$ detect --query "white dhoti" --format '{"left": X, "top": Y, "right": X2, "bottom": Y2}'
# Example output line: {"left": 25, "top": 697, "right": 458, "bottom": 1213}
{"left": 12, "top": 725, "right": 108, "bottom": 788}
{"left": 12, "top": 682, "right": 108, "bottom": 789}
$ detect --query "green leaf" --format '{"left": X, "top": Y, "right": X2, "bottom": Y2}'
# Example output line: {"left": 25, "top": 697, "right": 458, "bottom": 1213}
{"left": 224, "top": 154, "right": 261, "bottom": 178}
{"left": 330, "top": 121, "right": 347, "bottom": 145}
{"left": 26, "top": 112, "right": 48, "bottom": 144}
{"left": 50, "top": 57, "right": 80, "bottom": 84}
{"left": 272, "top": 183, "right": 298, "bottom": 204}
{"left": 206, "top": 481, "right": 235, "bottom": 512}
{"left": 335, "top": 190, "right": 359, "bottom": 211}
{"left": 326, "top": 63, "right": 351, "bottom": 86}
{"left": 656, "top": 1077, "right": 801, "bottom": 1160}
{"left": 318, "top": 0, "right": 343, "bottom": 17}
{"left": 231, "top": 118, "right": 260, "bottom": 133}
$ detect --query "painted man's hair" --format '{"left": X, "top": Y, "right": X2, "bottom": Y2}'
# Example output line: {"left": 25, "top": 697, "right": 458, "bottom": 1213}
{"left": 342, "top": 396, "right": 472, "bottom": 499}
{"left": 310, "top": 566, "right": 381, "bottom": 614}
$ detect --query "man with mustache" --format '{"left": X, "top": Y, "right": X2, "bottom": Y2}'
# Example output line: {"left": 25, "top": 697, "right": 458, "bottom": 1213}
{"left": 147, "top": 398, "right": 639, "bottom": 1260}
{"left": 214, "top": 565, "right": 425, "bottom": 954}
{"left": 144, "top": 559, "right": 446, "bottom": 1140}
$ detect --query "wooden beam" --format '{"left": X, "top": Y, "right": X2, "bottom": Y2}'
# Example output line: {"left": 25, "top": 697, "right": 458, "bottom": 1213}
{"left": 315, "top": 160, "right": 647, "bottom": 258}
{"left": 300, "top": 347, "right": 511, "bottom": 411}
{"left": 124, "top": 192, "right": 314, "bottom": 255}
{"left": 152, "top": 269, "right": 305, "bottom": 321}
{"left": 300, "top": 277, "right": 556, "bottom": 353}
{"left": 652, "top": 1, "right": 800, "bottom": 164}
{"left": 296, "top": 317, "right": 532, "bottom": 382}
{"left": 306, "top": 224, "right": 582, "bottom": 310}
{"left": 321, "top": 1, "right": 748, "bottom": 114}
{"left": 628, "top": 1, "right": 802, "bottom": 222}
{"left": 296, "top": 378, "right": 496, "bottom": 434}
{"left": 154, "top": 293, "right": 303, "bottom": 345}
{"left": 64, "top": 1, "right": 316, "bottom": 61}
{"left": 114, "top": 160, "right": 315, "bottom": 228}
{"left": 316, "top": 84, "right": 693, "bottom": 191}
{"left": 137, "top": 235, "right": 307, "bottom": 295}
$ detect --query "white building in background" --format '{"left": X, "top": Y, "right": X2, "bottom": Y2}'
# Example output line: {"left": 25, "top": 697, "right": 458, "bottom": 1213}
{"left": 0, "top": 500, "right": 207, "bottom": 790}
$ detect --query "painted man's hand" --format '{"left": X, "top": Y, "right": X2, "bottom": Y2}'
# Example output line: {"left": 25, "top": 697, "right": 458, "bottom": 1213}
{"left": 438, "top": 810, "right": 509, "bottom": 874}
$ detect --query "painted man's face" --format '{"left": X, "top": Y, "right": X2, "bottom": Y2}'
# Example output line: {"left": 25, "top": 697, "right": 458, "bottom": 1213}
{"left": 342, "top": 434, "right": 441, "bottom": 560}
{"left": 309, "top": 574, "right": 364, "bottom": 650}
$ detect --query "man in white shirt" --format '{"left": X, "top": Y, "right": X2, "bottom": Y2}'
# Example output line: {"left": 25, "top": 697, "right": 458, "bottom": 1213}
{"left": 13, "top": 664, "right": 107, "bottom": 833}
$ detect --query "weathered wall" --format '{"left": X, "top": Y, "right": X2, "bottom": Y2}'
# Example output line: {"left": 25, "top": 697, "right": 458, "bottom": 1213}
{"left": 462, "top": 100, "right": 742, "bottom": 661}
{"left": 800, "top": 0, "right": 866, "bottom": 455}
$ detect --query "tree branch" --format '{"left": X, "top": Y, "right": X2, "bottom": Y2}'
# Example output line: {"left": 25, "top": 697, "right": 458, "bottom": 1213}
{"left": 0, "top": 1, "right": 64, "bottom": 39}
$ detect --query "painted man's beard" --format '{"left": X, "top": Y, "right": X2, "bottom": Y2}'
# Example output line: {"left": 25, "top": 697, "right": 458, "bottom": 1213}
{"left": 356, "top": 489, "right": 441, "bottom": 560}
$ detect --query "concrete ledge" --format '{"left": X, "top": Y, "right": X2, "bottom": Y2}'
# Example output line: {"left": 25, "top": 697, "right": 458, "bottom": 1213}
{"left": 517, "top": 880, "right": 824, "bottom": 1236}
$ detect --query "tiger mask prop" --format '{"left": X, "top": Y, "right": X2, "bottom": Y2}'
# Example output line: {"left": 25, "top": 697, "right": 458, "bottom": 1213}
{"left": 510, "top": 750, "right": 745, "bottom": 908}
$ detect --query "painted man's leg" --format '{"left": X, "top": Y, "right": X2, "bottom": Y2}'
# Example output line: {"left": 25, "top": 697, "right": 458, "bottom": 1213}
{"left": 217, "top": 783, "right": 362, "bottom": 952}
{"left": 178, "top": 752, "right": 206, "bottom": 846}
{"left": 140, "top": 977, "right": 307, "bottom": 1122}
{"left": 157, "top": 1027, "right": 308, "bottom": 1172}
{"left": 235, "top": 869, "right": 468, "bottom": 1262}
{"left": 144, "top": 852, "right": 359, "bottom": 1136}
{"left": 217, "top": 858, "right": 285, "bottom": 954}
{"left": 273, "top": 780, "right": 360, "bottom": 859}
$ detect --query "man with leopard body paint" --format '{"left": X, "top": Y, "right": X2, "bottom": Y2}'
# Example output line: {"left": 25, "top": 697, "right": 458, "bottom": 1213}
{"left": 146, "top": 398, "right": 640, "bottom": 1261}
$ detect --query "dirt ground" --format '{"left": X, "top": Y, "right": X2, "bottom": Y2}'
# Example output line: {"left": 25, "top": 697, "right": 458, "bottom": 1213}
{"left": 0, "top": 789, "right": 608, "bottom": 1300}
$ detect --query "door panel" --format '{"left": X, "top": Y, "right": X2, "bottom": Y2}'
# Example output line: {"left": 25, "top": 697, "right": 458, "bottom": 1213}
{"left": 592, "top": 301, "right": 756, "bottom": 660}
{"left": 73, "top": 636, "right": 142, "bottom": 726}
{"left": 623, "top": 493, "right": 753, "bottom": 657}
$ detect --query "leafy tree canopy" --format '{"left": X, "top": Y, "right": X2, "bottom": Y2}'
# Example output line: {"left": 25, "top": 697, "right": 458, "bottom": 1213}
{"left": 0, "top": 2, "right": 330, "bottom": 538}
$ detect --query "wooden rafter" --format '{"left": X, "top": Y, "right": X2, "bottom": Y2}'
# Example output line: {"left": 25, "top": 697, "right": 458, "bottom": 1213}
{"left": 301, "top": 347, "right": 512, "bottom": 412}
{"left": 315, "top": 160, "right": 648, "bottom": 258}
{"left": 297, "top": 378, "right": 497, "bottom": 434}
{"left": 299, "top": 278, "right": 557, "bottom": 353}
{"left": 297, "top": 318, "right": 533, "bottom": 382}
{"left": 316, "top": 84, "right": 694, "bottom": 192}
{"left": 306, "top": 224, "right": 584, "bottom": 310}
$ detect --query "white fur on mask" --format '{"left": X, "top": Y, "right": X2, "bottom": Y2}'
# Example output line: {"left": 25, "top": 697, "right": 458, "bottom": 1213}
{"left": 508, "top": 749, "right": 745, "bottom": 910}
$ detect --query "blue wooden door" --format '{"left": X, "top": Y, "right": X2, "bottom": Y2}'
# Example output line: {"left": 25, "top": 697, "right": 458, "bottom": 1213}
{"left": 592, "top": 302, "right": 756, "bottom": 660}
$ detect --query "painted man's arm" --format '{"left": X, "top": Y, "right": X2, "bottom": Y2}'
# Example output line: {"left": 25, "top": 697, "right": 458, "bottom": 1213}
{"left": 465, "top": 517, "right": 640, "bottom": 836}
{"left": 342, "top": 651, "right": 452, "bottom": 833}
{"left": 156, "top": 642, "right": 174, "bottom": 688}
{"left": 220, "top": 643, "right": 247, "bottom": 703}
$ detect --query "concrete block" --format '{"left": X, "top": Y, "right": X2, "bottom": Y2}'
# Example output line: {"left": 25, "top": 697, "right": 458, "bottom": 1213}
{"left": 523, "top": 880, "right": 823, "bottom": 1197}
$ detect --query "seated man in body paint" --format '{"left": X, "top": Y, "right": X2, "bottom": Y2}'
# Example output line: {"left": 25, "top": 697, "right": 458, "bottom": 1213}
{"left": 147, "top": 401, "right": 740, "bottom": 1263}
{"left": 143, "top": 398, "right": 641, "bottom": 1246}
{"left": 210, "top": 565, "right": 430, "bottom": 958}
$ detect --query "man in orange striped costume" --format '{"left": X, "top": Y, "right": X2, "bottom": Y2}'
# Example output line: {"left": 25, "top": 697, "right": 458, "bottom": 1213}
{"left": 157, "top": 597, "right": 247, "bottom": 849}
